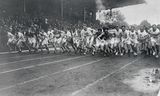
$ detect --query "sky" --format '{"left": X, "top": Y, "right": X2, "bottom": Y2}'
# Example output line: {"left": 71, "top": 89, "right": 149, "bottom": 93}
{"left": 117, "top": 0, "right": 160, "bottom": 25}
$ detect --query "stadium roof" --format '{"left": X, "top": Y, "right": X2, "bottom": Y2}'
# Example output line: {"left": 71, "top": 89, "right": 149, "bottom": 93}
{"left": 0, "top": 0, "right": 146, "bottom": 22}
{"left": 0, "top": 0, "right": 146, "bottom": 12}
{"left": 103, "top": 0, "right": 146, "bottom": 9}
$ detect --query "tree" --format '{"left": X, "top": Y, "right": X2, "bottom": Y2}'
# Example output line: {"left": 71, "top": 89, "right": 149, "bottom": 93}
{"left": 139, "top": 20, "right": 151, "bottom": 29}
{"left": 157, "top": 24, "right": 160, "bottom": 30}
{"left": 110, "top": 10, "right": 128, "bottom": 27}
{"left": 96, "top": 10, "right": 128, "bottom": 26}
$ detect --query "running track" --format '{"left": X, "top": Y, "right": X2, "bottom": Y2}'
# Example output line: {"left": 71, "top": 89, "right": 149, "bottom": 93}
{"left": 0, "top": 51, "right": 159, "bottom": 96}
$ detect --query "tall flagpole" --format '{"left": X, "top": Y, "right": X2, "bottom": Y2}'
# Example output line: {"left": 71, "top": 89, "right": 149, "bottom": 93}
{"left": 84, "top": 8, "right": 86, "bottom": 22}
{"left": 61, "top": 0, "right": 64, "bottom": 30}
{"left": 23, "top": 0, "right": 26, "bottom": 13}
{"left": 61, "top": 0, "right": 64, "bottom": 20}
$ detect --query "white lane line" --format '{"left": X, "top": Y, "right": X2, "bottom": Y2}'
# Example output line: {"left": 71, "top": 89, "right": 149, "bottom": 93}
{"left": 0, "top": 54, "right": 35, "bottom": 59}
{"left": 0, "top": 47, "right": 56, "bottom": 55}
{"left": 158, "top": 87, "right": 160, "bottom": 96}
{"left": 0, "top": 50, "right": 26, "bottom": 55}
{"left": 0, "top": 56, "right": 86, "bottom": 75}
{"left": 0, "top": 58, "right": 105, "bottom": 92}
{"left": 0, "top": 53, "right": 68, "bottom": 66}
{"left": 0, "top": 53, "right": 45, "bottom": 60}
{"left": 71, "top": 57, "right": 141, "bottom": 96}
{"left": 0, "top": 48, "right": 62, "bottom": 59}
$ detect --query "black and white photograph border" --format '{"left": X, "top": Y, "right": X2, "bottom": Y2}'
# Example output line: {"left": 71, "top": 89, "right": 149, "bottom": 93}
{"left": 0, "top": 0, "right": 159, "bottom": 96}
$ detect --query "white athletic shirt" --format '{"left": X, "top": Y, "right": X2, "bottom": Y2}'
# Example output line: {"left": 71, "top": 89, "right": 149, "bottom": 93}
{"left": 66, "top": 31, "right": 71, "bottom": 37}
{"left": 60, "top": 31, "right": 65, "bottom": 37}
{"left": 17, "top": 32, "right": 25, "bottom": 40}
{"left": 108, "top": 29, "right": 117, "bottom": 34}
{"left": 138, "top": 30, "right": 148, "bottom": 39}
{"left": 74, "top": 30, "right": 79, "bottom": 37}
{"left": 8, "top": 32, "right": 14, "bottom": 39}
{"left": 129, "top": 31, "right": 138, "bottom": 40}
{"left": 48, "top": 30, "right": 54, "bottom": 35}
{"left": 149, "top": 28, "right": 160, "bottom": 38}
{"left": 149, "top": 28, "right": 160, "bottom": 34}
{"left": 81, "top": 29, "right": 87, "bottom": 38}
{"left": 116, "top": 29, "right": 122, "bottom": 37}
{"left": 87, "top": 27, "right": 93, "bottom": 36}
{"left": 121, "top": 30, "right": 130, "bottom": 39}
{"left": 43, "top": 32, "right": 49, "bottom": 38}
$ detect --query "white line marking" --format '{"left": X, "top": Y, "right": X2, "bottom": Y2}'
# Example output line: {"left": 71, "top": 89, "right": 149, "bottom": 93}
{"left": 0, "top": 52, "right": 52, "bottom": 60}
{"left": 71, "top": 57, "right": 141, "bottom": 96}
{"left": 158, "top": 87, "right": 160, "bottom": 96}
{"left": 0, "top": 50, "right": 38, "bottom": 55}
{"left": 0, "top": 48, "right": 61, "bottom": 60}
{"left": 0, "top": 58, "right": 105, "bottom": 91}
{"left": 0, "top": 54, "right": 36, "bottom": 59}
{"left": 0, "top": 56, "right": 85, "bottom": 75}
{"left": 0, "top": 51, "right": 25, "bottom": 55}
{"left": 0, "top": 53, "right": 68, "bottom": 66}
{"left": 0, "top": 47, "right": 59, "bottom": 55}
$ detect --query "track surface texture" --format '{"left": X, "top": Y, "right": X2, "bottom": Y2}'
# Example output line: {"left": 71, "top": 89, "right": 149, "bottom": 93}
{"left": 0, "top": 51, "right": 159, "bottom": 96}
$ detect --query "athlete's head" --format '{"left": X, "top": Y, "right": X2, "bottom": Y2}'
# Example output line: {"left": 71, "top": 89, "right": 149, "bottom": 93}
{"left": 28, "top": 28, "right": 32, "bottom": 33}
{"left": 130, "top": 26, "right": 135, "bottom": 32}
{"left": 152, "top": 24, "right": 157, "bottom": 31}
{"left": 115, "top": 25, "right": 119, "bottom": 31}
{"left": 140, "top": 27, "right": 144, "bottom": 32}
{"left": 121, "top": 25, "right": 126, "bottom": 32}
{"left": 102, "top": 27, "right": 108, "bottom": 33}
{"left": 98, "top": 29, "right": 102, "bottom": 32}
{"left": 157, "top": 24, "right": 160, "bottom": 30}
{"left": 84, "top": 27, "right": 87, "bottom": 31}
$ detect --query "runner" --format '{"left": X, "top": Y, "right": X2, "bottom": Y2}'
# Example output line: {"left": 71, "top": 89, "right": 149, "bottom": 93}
{"left": 148, "top": 25, "right": 160, "bottom": 58}
{"left": 7, "top": 31, "right": 17, "bottom": 51}
{"left": 16, "top": 31, "right": 26, "bottom": 52}
{"left": 119, "top": 25, "right": 130, "bottom": 56}
{"left": 39, "top": 29, "right": 50, "bottom": 53}
{"left": 129, "top": 26, "right": 139, "bottom": 56}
